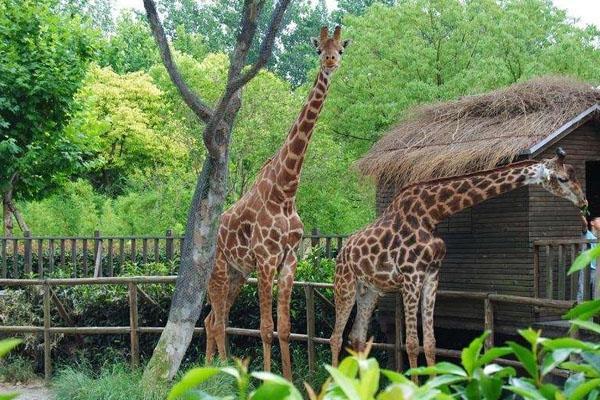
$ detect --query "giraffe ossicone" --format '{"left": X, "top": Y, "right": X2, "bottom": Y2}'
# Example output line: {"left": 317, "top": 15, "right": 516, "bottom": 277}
{"left": 204, "top": 25, "right": 351, "bottom": 381}
{"left": 331, "top": 147, "right": 587, "bottom": 381}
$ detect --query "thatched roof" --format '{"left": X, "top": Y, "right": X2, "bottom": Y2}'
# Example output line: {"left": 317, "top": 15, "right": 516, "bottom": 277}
{"left": 357, "top": 76, "right": 600, "bottom": 187}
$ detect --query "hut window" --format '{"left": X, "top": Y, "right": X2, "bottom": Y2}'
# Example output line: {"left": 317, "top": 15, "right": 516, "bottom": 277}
{"left": 436, "top": 208, "right": 472, "bottom": 234}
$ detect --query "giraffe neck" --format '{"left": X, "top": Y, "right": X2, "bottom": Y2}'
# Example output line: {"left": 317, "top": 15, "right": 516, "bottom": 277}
{"left": 270, "top": 69, "right": 331, "bottom": 195}
{"left": 389, "top": 161, "right": 546, "bottom": 229}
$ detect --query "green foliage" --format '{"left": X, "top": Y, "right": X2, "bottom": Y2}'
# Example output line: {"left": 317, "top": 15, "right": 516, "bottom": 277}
{"left": 0, "top": 354, "right": 37, "bottom": 383}
{"left": 0, "top": 339, "right": 22, "bottom": 400}
{"left": 0, "top": 0, "right": 98, "bottom": 203}
{"left": 53, "top": 363, "right": 167, "bottom": 400}
{"left": 98, "top": 11, "right": 160, "bottom": 74}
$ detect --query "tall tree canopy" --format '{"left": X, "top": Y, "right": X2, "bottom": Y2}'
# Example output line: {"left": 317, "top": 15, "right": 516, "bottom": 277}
{"left": 0, "top": 0, "right": 98, "bottom": 235}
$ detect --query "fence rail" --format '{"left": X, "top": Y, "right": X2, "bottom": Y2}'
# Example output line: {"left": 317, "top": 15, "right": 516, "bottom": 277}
{"left": 0, "top": 276, "right": 575, "bottom": 382}
{"left": 533, "top": 238, "right": 599, "bottom": 301}
{"left": 0, "top": 229, "right": 347, "bottom": 279}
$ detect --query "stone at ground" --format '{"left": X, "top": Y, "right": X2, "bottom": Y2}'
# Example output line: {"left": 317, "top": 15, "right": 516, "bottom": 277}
{"left": 0, "top": 382, "right": 53, "bottom": 400}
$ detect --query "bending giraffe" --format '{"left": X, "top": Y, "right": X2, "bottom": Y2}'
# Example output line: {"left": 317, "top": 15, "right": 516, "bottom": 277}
{"left": 331, "top": 148, "right": 587, "bottom": 377}
{"left": 204, "top": 26, "right": 351, "bottom": 380}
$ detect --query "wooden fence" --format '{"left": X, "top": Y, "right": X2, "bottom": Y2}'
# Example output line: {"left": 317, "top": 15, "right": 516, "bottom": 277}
{"left": 0, "top": 229, "right": 347, "bottom": 279}
{"left": 0, "top": 276, "right": 575, "bottom": 382}
{"left": 533, "top": 238, "right": 600, "bottom": 301}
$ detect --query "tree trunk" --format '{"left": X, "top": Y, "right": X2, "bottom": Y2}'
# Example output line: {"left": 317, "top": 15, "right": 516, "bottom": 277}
{"left": 142, "top": 147, "right": 230, "bottom": 384}
{"left": 2, "top": 189, "right": 13, "bottom": 238}
{"left": 7, "top": 199, "right": 29, "bottom": 233}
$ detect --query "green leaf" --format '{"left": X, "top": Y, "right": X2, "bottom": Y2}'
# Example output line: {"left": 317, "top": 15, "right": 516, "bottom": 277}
{"left": 541, "top": 349, "right": 572, "bottom": 377}
{"left": 582, "top": 353, "right": 600, "bottom": 373}
{"left": 168, "top": 367, "right": 222, "bottom": 400}
{"left": 423, "top": 374, "right": 467, "bottom": 389}
{"left": 250, "top": 382, "right": 290, "bottom": 400}
{"left": 475, "top": 347, "right": 512, "bottom": 369}
{"left": 505, "top": 378, "right": 546, "bottom": 400}
{"left": 407, "top": 362, "right": 467, "bottom": 377}
{"left": 560, "top": 362, "right": 600, "bottom": 378}
{"left": 0, "top": 393, "right": 19, "bottom": 400}
{"left": 519, "top": 328, "right": 544, "bottom": 346}
{"left": 324, "top": 365, "right": 361, "bottom": 400}
{"left": 543, "top": 338, "right": 597, "bottom": 352}
{"left": 569, "top": 247, "right": 600, "bottom": 274}
{"left": 338, "top": 356, "right": 359, "bottom": 378}
{"left": 462, "top": 332, "right": 488, "bottom": 375}
{"left": 538, "top": 383, "right": 560, "bottom": 400}
{"left": 565, "top": 373, "right": 586, "bottom": 396}
{"left": 571, "top": 319, "right": 600, "bottom": 335}
{"left": 377, "top": 384, "right": 412, "bottom": 400}
{"left": 357, "top": 358, "right": 380, "bottom": 399}
{"left": 0, "top": 339, "right": 22, "bottom": 358}
{"left": 464, "top": 380, "right": 480, "bottom": 400}
{"left": 564, "top": 300, "right": 600, "bottom": 321}
{"left": 507, "top": 342, "right": 538, "bottom": 380}
{"left": 381, "top": 369, "right": 411, "bottom": 385}
{"left": 483, "top": 364, "right": 516, "bottom": 378}
{"left": 569, "top": 378, "right": 600, "bottom": 400}
{"left": 480, "top": 376, "right": 503, "bottom": 400}
{"left": 250, "top": 372, "right": 302, "bottom": 400}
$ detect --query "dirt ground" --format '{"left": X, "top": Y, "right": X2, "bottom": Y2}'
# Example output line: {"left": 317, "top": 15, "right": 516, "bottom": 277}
{"left": 0, "top": 383, "right": 53, "bottom": 400}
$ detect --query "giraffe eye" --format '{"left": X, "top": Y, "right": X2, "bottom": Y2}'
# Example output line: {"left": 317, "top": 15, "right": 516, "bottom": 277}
{"left": 339, "top": 49, "right": 343, "bottom": 55}
{"left": 558, "top": 177, "right": 568, "bottom": 183}
{"left": 316, "top": 49, "right": 322, "bottom": 55}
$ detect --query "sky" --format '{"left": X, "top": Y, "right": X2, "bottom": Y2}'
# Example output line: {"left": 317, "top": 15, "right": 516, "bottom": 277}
{"left": 114, "top": 0, "right": 600, "bottom": 28}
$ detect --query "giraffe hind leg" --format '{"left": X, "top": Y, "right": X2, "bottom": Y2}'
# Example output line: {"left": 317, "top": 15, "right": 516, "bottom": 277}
{"left": 205, "top": 249, "right": 229, "bottom": 364}
{"left": 401, "top": 273, "right": 424, "bottom": 383}
{"left": 276, "top": 251, "right": 298, "bottom": 381}
{"left": 330, "top": 260, "right": 356, "bottom": 367}
{"left": 421, "top": 262, "right": 440, "bottom": 367}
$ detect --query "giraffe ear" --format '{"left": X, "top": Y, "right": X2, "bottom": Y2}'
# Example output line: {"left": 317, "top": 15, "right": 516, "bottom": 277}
{"left": 555, "top": 147, "right": 566, "bottom": 164}
{"left": 310, "top": 37, "right": 320, "bottom": 49}
{"left": 341, "top": 38, "right": 352, "bottom": 48}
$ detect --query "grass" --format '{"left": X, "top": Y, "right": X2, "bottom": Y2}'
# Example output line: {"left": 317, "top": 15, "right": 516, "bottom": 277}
{"left": 0, "top": 355, "right": 38, "bottom": 383}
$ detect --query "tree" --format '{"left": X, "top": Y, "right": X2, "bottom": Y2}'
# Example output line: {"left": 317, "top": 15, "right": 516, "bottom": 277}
{"left": 57, "top": 0, "right": 115, "bottom": 33}
{"left": 99, "top": 11, "right": 160, "bottom": 74}
{"left": 0, "top": 0, "right": 98, "bottom": 236}
{"left": 141, "top": 0, "right": 291, "bottom": 384}
{"left": 64, "top": 65, "right": 190, "bottom": 195}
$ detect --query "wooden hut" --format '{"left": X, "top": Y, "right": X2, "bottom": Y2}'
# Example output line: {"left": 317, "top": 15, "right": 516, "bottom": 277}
{"left": 357, "top": 77, "right": 600, "bottom": 334}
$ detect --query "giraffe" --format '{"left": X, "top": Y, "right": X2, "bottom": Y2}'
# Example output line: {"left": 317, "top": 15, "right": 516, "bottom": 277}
{"left": 203, "top": 26, "right": 351, "bottom": 380}
{"left": 330, "top": 148, "right": 587, "bottom": 378}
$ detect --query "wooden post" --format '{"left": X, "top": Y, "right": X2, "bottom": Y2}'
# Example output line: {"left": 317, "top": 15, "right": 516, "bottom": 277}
{"left": 43, "top": 283, "right": 51, "bottom": 382}
{"left": 557, "top": 245, "right": 565, "bottom": 300}
{"left": 595, "top": 253, "right": 600, "bottom": 300}
{"left": 533, "top": 244, "right": 539, "bottom": 298}
{"left": 24, "top": 231, "right": 32, "bottom": 275}
{"left": 1, "top": 238, "right": 7, "bottom": 278}
{"left": 128, "top": 282, "right": 140, "bottom": 368}
{"left": 119, "top": 238, "right": 125, "bottom": 268}
{"left": 12, "top": 238, "right": 18, "bottom": 277}
{"left": 142, "top": 238, "right": 148, "bottom": 265}
{"left": 70, "top": 238, "right": 77, "bottom": 278}
{"left": 154, "top": 238, "right": 160, "bottom": 262}
{"left": 166, "top": 229, "right": 174, "bottom": 261}
{"left": 131, "top": 238, "right": 137, "bottom": 263}
{"left": 545, "top": 245, "right": 553, "bottom": 299}
{"left": 82, "top": 239, "right": 88, "bottom": 277}
{"left": 304, "top": 285, "right": 316, "bottom": 375}
{"left": 570, "top": 244, "right": 577, "bottom": 300}
{"left": 59, "top": 239, "right": 65, "bottom": 268}
{"left": 48, "top": 239, "right": 55, "bottom": 273}
{"left": 394, "top": 293, "right": 404, "bottom": 371}
{"left": 107, "top": 239, "right": 114, "bottom": 277}
{"left": 94, "top": 231, "right": 103, "bottom": 278}
{"left": 37, "top": 238, "right": 43, "bottom": 277}
{"left": 484, "top": 298, "right": 494, "bottom": 350}
{"left": 325, "top": 237, "right": 332, "bottom": 258}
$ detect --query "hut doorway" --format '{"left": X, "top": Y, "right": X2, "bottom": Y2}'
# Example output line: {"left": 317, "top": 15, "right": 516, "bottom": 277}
{"left": 586, "top": 161, "right": 600, "bottom": 220}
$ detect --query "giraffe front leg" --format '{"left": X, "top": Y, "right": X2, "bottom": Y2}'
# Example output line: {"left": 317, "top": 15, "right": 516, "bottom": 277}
{"left": 401, "top": 273, "right": 423, "bottom": 382}
{"left": 421, "top": 262, "right": 440, "bottom": 367}
{"left": 330, "top": 260, "right": 356, "bottom": 367}
{"left": 205, "top": 249, "right": 229, "bottom": 363}
{"left": 257, "top": 256, "right": 278, "bottom": 373}
{"left": 348, "top": 284, "right": 379, "bottom": 353}
{"left": 276, "top": 251, "right": 297, "bottom": 381}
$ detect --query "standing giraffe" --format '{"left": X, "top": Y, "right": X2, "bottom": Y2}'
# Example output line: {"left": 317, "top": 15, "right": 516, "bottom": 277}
{"left": 204, "top": 26, "right": 351, "bottom": 380}
{"left": 331, "top": 148, "right": 587, "bottom": 376}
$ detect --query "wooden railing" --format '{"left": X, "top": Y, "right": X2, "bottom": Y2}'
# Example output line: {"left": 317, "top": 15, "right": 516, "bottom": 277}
{"left": 0, "top": 228, "right": 348, "bottom": 279}
{"left": 533, "top": 238, "right": 599, "bottom": 301}
{"left": 0, "top": 276, "right": 575, "bottom": 381}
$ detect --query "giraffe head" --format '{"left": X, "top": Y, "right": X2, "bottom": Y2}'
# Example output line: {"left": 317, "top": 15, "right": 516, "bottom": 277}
{"left": 537, "top": 147, "right": 587, "bottom": 210}
{"left": 311, "top": 26, "right": 351, "bottom": 73}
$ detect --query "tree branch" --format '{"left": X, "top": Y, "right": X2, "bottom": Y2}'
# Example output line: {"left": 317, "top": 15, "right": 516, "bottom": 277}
{"left": 205, "top": 0, "right": 292, "bottom": 150}
{"left": 143, "top": 0, "right": 214, "bottom": 123}
{"left": 230, "top": 0, "right": 292, "bottom": 91}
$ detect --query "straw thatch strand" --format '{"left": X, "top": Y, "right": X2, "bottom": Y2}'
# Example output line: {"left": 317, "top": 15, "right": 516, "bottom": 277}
{"left": 357, "top": 76, "right": 600, "bottom": 188}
